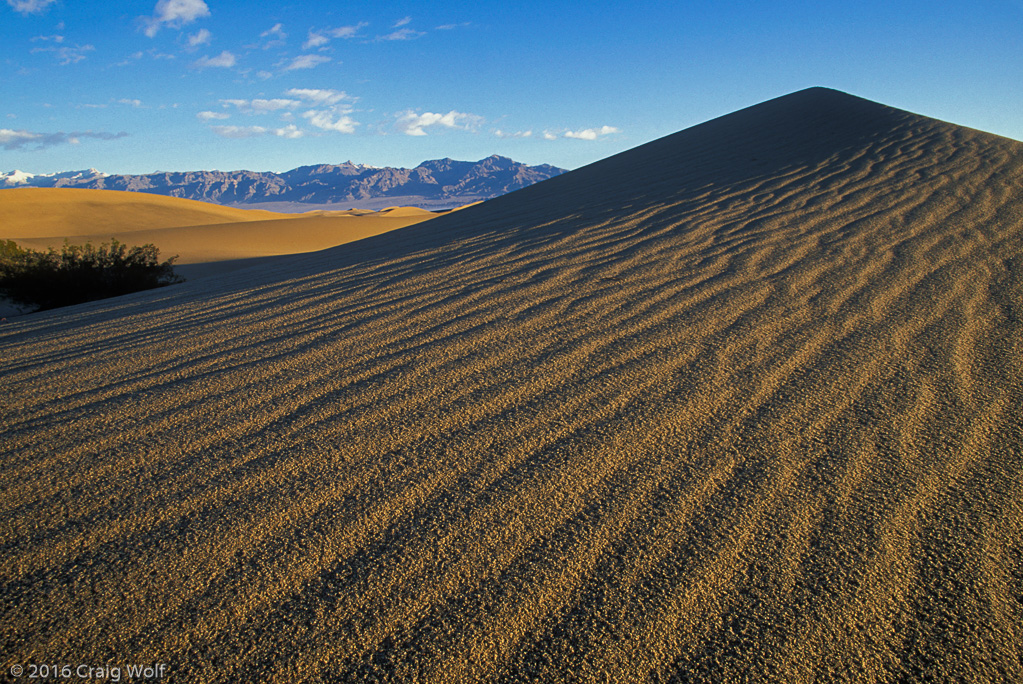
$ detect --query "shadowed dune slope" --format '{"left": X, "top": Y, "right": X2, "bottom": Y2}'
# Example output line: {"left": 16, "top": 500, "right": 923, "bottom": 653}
{"left": 2, "top": 87, "right": 1023, "bottom": 682}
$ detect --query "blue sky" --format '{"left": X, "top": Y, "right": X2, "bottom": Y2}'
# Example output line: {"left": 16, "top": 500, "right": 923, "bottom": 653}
{"left": 2, "top": 0, "right": 1022, "bottom": 175}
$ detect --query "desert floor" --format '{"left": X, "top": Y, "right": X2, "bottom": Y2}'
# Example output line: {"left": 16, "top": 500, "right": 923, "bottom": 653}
{"left": 2, "top": 88, "right": 1022, "bottom": 682}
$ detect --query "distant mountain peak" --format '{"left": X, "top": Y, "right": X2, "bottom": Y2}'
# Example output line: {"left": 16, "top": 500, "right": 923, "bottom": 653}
{"left": 0, "top": 157, "right": 566, "bottom": 209}
{"left": 1, "top": 168, "right": 107, "bottom": 187}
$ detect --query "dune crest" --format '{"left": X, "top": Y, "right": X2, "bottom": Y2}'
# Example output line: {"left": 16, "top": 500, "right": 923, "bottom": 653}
{"left": 1, "top": 88, "right": 1022, "bottom": 682}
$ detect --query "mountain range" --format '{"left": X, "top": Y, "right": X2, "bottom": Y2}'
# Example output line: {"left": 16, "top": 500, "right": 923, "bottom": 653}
{"left": 0, "top": 155, "right": 566, "bottom": 210}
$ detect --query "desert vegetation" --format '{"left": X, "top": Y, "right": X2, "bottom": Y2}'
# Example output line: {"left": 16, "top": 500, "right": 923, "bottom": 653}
{"left": 0, "top": 238, "right": 181, "bottom": 311}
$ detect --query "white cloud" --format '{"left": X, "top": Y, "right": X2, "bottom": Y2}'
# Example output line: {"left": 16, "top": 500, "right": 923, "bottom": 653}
{"left": 396, "top": 110, "right": 483, "bottom": 136}
{"left": 212, "top": 90, "right": 358, "bottom": 134}
{"left": 118, "top": 98, "right": 144, "bottom": 108}
{"left": 209, "top": 124, "right": 303, "bottom": 139}
{"left": 191, "top": 51, "right": 236, "bottom": 69}
{"left": 6, "top": 0, "right": 57, "bottom": 15}
{"left": 1, "top": 128, "right": 127, "bottom": 150}
{"left": 196, "top": 110, "right": 229, "bottom": 121}
{"left": 252, "top": 98, "right": 300, "bottom": 111}
{"left": 563, "top": 125, "right": 619, "bottom": 140}
{"left": 31, "top": 43, "right": 95, "bottom": 65}
{"left": 285, "top": 88, "right": 350, "bottom": 106}
{"left": 219, "top": 98, "right": 302, "bottom": 114}
{"left": 303, "top": 31, "right": 329, "bottom": 50}
{"left": 143, "top": 0, "right": 211, "bottom": 37}
{"left": 436, "top": 22, "right": 471, "bottom": 30}
{"left": 187, "top": 28, "right": 212, "bottom": 47}
{"left": 155, "top": 0, "right": 210, "bottom": 23}
{"left": 304, "top": 22, "right": 368, "bottom": 49}
{"left": 543, "top": 131, "right": 558, "bottom": 141}
{"left": 113, "top": 51, "right": 144, "bottom": 67}
{"left": 209, "top": 125, "right": 257, "bottom": 138}
{"left": 281, "top": 54, "right": 330, "bottom": 71}
{"left": 330, "top": 22, "right": 369, "bottom": 39}
{"left": 256, "top": 23, "right": 286, "bottom": 49}
{"left": 273, "top": 125, "right": 303, "bottom": 139}
{"left": 256, "top": 70, "right": 274, "bottom": 80}
{"left": 494, "top": 129, "right": 532, "bottom": 139}
{"left": 378, "top": 27, "right": 424, "bottom": 41}
{"left": 261, "top": 23, "right": 285, "bottom": 39}
{"left": 303, "top": 109, "right": 357, "bottom": 134}
{"left": 114, "top": 49, "right": 176, "bottom": 66}
{"left": 394, "top": 16, "right": 412, "bottom": 27}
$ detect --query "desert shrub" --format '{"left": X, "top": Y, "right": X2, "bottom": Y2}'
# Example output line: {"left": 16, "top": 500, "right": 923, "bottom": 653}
{"left": 0, "top": 238, "right": 182, "bottom": 311}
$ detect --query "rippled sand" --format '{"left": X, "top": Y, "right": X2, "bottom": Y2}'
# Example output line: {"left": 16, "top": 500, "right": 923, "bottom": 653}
{"left": 2, "top": 88, "right": 1022, "bottom": 682}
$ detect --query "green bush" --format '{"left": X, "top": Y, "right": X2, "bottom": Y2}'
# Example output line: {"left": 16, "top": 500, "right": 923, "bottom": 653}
{"left": 0, "top": 238, "right": 183, "bottom": 311}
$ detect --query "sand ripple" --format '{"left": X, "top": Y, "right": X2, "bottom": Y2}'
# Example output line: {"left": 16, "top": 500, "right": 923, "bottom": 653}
{"left": 2, "top": 88, "right": 1022, "bottom": 682}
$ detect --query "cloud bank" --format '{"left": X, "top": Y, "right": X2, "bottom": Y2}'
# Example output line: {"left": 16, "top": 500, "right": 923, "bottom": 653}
{"left": 1, "top": 128, "right": 128, "bottom": 151}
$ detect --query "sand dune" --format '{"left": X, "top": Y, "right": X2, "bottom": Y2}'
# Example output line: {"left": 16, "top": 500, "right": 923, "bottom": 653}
{"left": 2, "top": 88, "right": 1022, "bottom": 682}
{"left": 9, "top": 211, "right": 439, "bottom": 265}
{"left": 1, "top": 189, "right": 440, "bottom": 281}
{"left": 0, "top": 188, "right": 291, "bottom": 237}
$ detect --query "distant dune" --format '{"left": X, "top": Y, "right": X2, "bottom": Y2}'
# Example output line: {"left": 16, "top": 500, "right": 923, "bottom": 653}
{"left": 0, "top": 188, "right": 440, "bottom": 279}
{"left": 2, "top": 88, "right": 1022, "bottom": 682}
{"left": 0, "top": 187, "right": 288, "bottom": 236}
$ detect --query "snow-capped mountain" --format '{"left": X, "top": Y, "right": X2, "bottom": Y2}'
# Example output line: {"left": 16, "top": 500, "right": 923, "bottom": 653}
{"left": 1, "top": 169, "right": 108, "bottom": 187}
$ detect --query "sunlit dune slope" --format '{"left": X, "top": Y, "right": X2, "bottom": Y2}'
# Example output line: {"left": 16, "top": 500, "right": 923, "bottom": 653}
{"left": 2, "top": 88, "right": 1023, "bottom": 682}
{"left": 0, "top": 187, "right": 291, "bottom": 237}
{"left": 1, "top": 190, "right": 439, "bottom": 277}
{"left": 10, "top": 211, "right": 439, "bottom": 265}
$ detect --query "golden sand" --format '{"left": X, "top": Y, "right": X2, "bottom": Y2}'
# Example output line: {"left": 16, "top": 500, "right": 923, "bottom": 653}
{"left": 9, "top": 212, "right": 439, "bottom": 266}
{"left": 1, "top": 88, "right": 1021, "bottom": 682}
{"left": 0, "top": 187, "right": 289, "bottom": 236}
{"left": 1, "top": 189, "right": 439, "bottom": 275}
